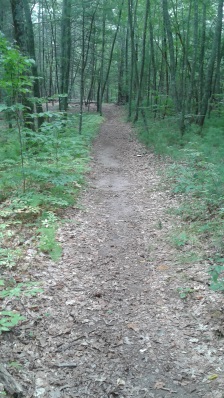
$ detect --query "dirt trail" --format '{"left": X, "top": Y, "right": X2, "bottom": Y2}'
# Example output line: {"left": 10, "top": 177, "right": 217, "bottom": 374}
{"left": 1, "top": 105, "right": 224, "bottom": 397}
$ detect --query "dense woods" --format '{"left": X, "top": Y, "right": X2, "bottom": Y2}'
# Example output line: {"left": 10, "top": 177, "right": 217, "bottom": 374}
{"left": 0, "top": 0, "right": 224, "bottom": 323}
{"left": 0, "top": 0, "right": 223, "bottom": 130}
{"left": 1, "top": 2, "right": 224, "bottom": 395}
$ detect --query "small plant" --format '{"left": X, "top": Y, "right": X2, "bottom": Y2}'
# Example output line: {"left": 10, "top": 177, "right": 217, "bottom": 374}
{"left": 177, "top": 287, "right": 194, "bottom": 299}
{"left": 209, "top": 260, "right": 224, "bottom": 291}
{"left": 0, "top": 248, "right": 22, "bottom": 268}
{"left": 8, "top": 361, "right": 22, "bottom": 370}
{"left": 0, "top": 279, "right": 43, "bottom": 334}
{"left": 38, "top": 212, "right": 61, "bottom": 260}
{"left": 0, "top": 280, "right": 43, "bottom": 299}
{"left": 0, "top": 386, "right": 6, "bottom": 396}
{"left": 172, "top": 231, "right": 189, "bottom": 248}
{"left": 0, "top": 311, "right": 26, "bottom": 334}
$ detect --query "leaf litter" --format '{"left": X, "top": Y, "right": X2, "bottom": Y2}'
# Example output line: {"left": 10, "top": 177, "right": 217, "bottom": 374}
{"left": 0, "top": 104, "right": 224, "bottom": 397}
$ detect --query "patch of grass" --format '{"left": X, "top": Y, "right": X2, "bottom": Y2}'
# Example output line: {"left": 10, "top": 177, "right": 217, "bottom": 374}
{"left": 171, "top": 229, "right": 198, "bottom": 250}
{"left": 175, "top": 251, "right": 203, "bottom": 265}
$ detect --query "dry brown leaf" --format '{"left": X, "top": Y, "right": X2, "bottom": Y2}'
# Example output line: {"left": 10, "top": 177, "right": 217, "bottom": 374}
{"left": 157, "top": 265, "right": 169, "bottom": 271}
{"left": 154, "top": 381, "right": 165, "bottom": 390}
{"left": 127, "top": 322, "right": 139, "bottom": 332}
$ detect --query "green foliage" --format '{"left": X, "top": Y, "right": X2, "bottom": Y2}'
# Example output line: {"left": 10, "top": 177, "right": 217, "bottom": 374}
{"left": 0, "top": 280, "right": 43, "bottom": 299}
{"left": 137, "top": 116, "right": 180, "bottom": 155}
{"left": 8, "top": 361, "right": 22, "bottom": 370}
{"left": 0, "top": 34, "right": 34, "bottom": 97}
{"left": 0, "top": 113, "right": 101, "bottom": 211}
{"left": 172, "top": 231, "right": 189, "bottom": 249}
{"left": 0, "top": 279, "right": 43, "bottom": 334}
{"left": 209, "top": 265, "right": 224, "bottom": 291}
{"left": 0, "top": 35, "right": 102, "bottom": 270}
{"left": 137, "top": 111, "right": 224, "bottom": 291}
{"left": 208, "top": 256, "right": 224, "bottom": 292}
{"left": 0, "top": 111, "right": 102, "bottom": 267}
{"left": 0, "top": 248, "right": 22, "bottom": 268}
{"left": 177, "top": 287, "right": 194, "bottom": 299}
{"left": 38, "top": 212, "right": 61, "bottom": 260}
{"left": 0, "top": 311, "right": 26, "bottom": 333}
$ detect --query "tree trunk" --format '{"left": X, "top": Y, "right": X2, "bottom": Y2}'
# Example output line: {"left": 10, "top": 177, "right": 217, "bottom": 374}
{"left": 162, "top": 0, "right": 179, "bottom": 113}
{"left": 133, "top": 0, "right": 149, "bottom": 122}
{"left": 22, "top": 0, "right": 44, "bottom": 127}
{"left": 10, "top": 0, "right": 35, "bottom": 130}
{"left": 79, "top": 6, "right": 85, "bottom": 134}
{"left": 127, "top": 0, "right": 139, "bottom": 120}
{"left": 97, "top": 3, "right": 106, "bottom": 115}
{"left": 198, "top": 0, "right": 223, "bottom": 127}
{"left": 101, "top": 0, "right": 124, "bottom": 100}
{"left": 59, "top": 0, "right": 72, "bottom": 112}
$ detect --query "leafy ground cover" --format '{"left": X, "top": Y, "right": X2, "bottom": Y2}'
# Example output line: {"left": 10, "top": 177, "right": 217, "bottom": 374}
{"left": 137, "top": 110, "right": 224, "bottom": 292}
{"left": 0, "top": 110, "right": 102, "bottom": 334}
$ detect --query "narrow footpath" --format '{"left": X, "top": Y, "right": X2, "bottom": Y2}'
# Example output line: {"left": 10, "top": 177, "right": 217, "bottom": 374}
{"left": 2, "top": 105, "right": 224, "bottom": 397}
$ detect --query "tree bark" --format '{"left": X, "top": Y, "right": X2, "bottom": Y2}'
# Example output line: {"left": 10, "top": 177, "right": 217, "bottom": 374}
{"left": 198, "top": 0, "right": 223, "bottom": 127}
{"left": 22, "top": 0, "right": 44, "bottom": 127}
{"left": 162, "top": 0, "right": 180, "bottom": 113}
{"left": 59, "top": 0, "right": 72, "bottom": 112}
{"left": 134, "top": 0, "right": 149, "bottom": 122}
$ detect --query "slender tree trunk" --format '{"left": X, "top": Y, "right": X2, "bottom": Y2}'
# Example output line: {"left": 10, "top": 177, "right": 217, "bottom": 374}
{"left": 101, "top": 0, "right": 124, "bottom": 99}
{"left": 59, "top": 0, "right": 72, "bottom": 112}
{"left": 22, "top": 0, "right": 44, "bottom": 127}
{"left": 179, "top": 0, "right": 192, "bottom": 134}
{"left": 134, "top": 0, "right": 149, "bottom": 122}
{"left": 198, "top": 2, "right": 206, "bottom": 116}
{"left": 118, "top": 36, "right": 125, "bottom": 104}
{"left": 97, "top": 4, "right": 106, "bottom": 115}
{"left": 187, "top": 0, "right": 198, "bottom": 115}
{"left": 10, "top": 0, "right": 35, "bottom": 130}
{"left": 162, "top": 0, "right": 179, "bottom": 113}
{"left": 79, "top": 7, "right": 85, "bottom": 134}
{"left": 128, "top": 0, "right": 139, "bottom": 120}
{"left": 198, "top": 0, "right": 223, "bottom": 127}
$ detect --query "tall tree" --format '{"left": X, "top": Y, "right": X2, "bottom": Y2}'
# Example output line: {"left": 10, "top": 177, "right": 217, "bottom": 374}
{"left": 22, "top": 0, "right": 44, "bottom": 126}
{"left": 10, "top": 0, "right": 44, "bottom": 128}
{"left": 198, "top": 0, "right": 224, "bottom": 127}
{"left": 162, "top": 0, "right": 179, "bottom": 113}
{"left": 59, "top": 0, "right": 72, "bottom": 111}
{"left": 133, "top": 0, "right": 150, "bottom": 122}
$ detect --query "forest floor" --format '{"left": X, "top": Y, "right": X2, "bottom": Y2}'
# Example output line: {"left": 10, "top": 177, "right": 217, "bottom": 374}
{"left": 1, "top": 104, "right": 224, "bottom": 398}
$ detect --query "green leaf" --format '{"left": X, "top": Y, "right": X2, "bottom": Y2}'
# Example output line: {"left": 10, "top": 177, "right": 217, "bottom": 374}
{"left": 0, "top": 104, "right": 9, "bottom": 112}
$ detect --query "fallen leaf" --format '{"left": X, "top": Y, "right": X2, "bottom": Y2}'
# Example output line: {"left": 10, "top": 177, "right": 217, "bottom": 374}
{"left": 207, "top": 374, "right": 218, "bottom": 380}
{"left": 117, "top": 378, "right": 126, "bottom": 386}
{"left": 28, "top": 306, "right": 39, "bottom": 312}
{"left": 127, "top": 322, "right": 139, "bottom": 332}
{"left": 66, "top": 299, "right": 76, "bottom": 305}
{"left": 157, "top": 265, "right": 169, "bottom": 271}
{"left": 154, "top": 381, "right": 165, "bottom": 389}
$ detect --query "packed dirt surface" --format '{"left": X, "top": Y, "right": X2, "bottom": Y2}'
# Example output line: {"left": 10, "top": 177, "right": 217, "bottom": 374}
{"left": 1, "top": 105, "right": 224, "bottom": 397}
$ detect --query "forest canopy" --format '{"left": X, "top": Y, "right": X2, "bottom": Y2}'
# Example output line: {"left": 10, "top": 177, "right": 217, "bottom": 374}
{"left": 0, "top": 0, "right": 223, "bottom": 129}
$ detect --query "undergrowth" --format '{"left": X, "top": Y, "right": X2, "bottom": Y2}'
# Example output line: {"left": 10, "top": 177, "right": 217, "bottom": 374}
{"left": 0, "top": 34, "right": 103, "bottom": 337}
{"left": 136, "top": 108, "right": 224, "bottom": 292}
{"left": 0, "top": 112, "right": 102, "bottom": 261}
{"left": 0, "top": 111, "right": 102, "bottom": 334}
